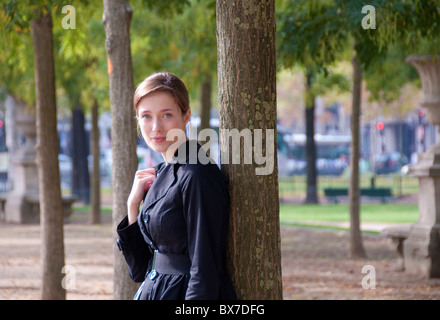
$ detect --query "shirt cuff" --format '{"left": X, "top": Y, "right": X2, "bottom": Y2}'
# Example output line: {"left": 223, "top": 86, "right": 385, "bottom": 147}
{"left": 116, "top": 215, "right": 144, "bottom": 250}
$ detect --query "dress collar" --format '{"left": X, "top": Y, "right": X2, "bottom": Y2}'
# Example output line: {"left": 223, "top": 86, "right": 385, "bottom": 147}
{"left": 141, "top": 140, "right": 201, "bottom": 212}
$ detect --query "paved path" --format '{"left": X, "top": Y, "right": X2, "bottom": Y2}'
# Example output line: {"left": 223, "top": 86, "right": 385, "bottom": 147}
{"left": 281, "top": 220, "right": 412, "bottom": 233}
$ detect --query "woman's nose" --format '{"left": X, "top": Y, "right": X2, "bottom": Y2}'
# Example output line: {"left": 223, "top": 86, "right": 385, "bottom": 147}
{"left": 152, "top": 118, "right": 162, "bottom": 132}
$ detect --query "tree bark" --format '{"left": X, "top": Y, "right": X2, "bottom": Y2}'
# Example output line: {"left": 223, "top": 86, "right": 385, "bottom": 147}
{"left": 90, "top": 99, "right": 101, "bottom": 224}
{"left": 199, "top": 72, "right": 212, "bottom": 132}
{"left": 349, "top": 53, "right": 366, "bottom": 259}
{"left": 304, "top": 70, "right": 319, "bottom": 204}
{"left": 31, "top": 10, "right": 66, "bottom": 300}
{"left": 103, "top": 0, "right": 139, "bottom": 299}
{"left": 71, "top": 104, "right": 90, "bottom": 204}
{"left": 216, "top": 0, "right": 283, "bottom": 299}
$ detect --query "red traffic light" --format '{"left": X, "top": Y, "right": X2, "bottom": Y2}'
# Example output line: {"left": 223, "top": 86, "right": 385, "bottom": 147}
{"left": 376, "top": 121, "right": 384, "bottom": 131}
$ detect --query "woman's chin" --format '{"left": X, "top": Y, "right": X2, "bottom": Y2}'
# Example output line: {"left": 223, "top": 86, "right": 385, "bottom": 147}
{"left": 146, "top": 142, "right": 168, "bottom": 155}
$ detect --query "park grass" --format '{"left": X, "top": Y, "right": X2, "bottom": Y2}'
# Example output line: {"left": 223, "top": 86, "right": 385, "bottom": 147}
{"left": 73, "top": 205, "right": 112, "bottom": 213}
{"left": 279, "top": 203, "right": 419, "bottom": 224}
{"left": 279, "top": 174, "right": 419, "bottom": 198}
{"left": 73, "top": 202, "right": 420, "bottom": 226}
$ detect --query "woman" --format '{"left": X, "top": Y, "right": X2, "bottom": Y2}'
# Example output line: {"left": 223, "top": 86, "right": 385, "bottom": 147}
{"left": 116, "top": 72, "right": 236, "bottom": 300}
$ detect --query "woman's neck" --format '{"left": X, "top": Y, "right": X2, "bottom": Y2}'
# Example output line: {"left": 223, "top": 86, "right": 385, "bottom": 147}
{"left": 161, "top": 137, "right": 189, "bottom": 164}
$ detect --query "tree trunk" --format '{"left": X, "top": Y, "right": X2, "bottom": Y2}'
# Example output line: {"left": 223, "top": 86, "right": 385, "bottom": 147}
{"left": 216, "top": 0, "right": 283, "bottom": 299}
{"left": 31, "top": 10, "right": 66, "bottom": 300}
{"left": 71, "top": 104, "right": 90, "bottom": 204}
{"left": 199, "top": 72, "right": 212, "bottom": 132}
{"left": 90, "top": 99, "right": 101, "bottom": 224}
{"left": 349, "top": 53, "right": 366, "bottom": 259}
{"left": 304, "top": 70, "right": 319, "bottom": 204}
{"left": 103, "top": 0, "right": 139, "bottom": 299}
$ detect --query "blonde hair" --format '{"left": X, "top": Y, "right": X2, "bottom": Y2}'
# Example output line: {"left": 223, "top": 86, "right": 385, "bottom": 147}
{"left": 133, "top": 72, "right": 190, "bottom": 117}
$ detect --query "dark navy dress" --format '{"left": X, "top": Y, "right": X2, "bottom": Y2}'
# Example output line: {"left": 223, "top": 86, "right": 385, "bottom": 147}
{"left": 116, "top": 140, "right": 236, "bottom": 300}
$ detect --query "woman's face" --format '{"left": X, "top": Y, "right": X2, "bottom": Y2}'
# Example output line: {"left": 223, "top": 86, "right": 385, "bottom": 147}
{"left": 137, "top": 91, "right": 190, "bottom": 160}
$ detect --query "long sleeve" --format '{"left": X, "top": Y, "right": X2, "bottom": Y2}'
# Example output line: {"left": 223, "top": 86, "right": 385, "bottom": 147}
{"left": 116, "top": 216, "right": 152, "bottom": 283}
{"left": 180, "top": 164, "right": 229, "bottom": 300}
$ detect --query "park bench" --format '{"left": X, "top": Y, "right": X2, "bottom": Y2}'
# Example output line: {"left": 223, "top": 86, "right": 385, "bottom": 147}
{"left": 381, "top": 226, "right": 411, "bottom": 271}
{"left": 324, "top": 187, "right": 393, "bottom": 204}
{"left": 24, "top": 194, "right": 77, "bottom": 223}
{"left": 0, "top": 194, "right": 76, "bottom": 223}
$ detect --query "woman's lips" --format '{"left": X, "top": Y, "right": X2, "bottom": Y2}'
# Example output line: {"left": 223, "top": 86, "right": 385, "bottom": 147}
{"left": 151, "top": 136, "right": 166, "bottom": 143}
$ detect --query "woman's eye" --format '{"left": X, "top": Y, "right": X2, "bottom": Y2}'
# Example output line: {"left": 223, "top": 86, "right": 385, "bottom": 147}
{"left": 142, "top": 114, "right": 151, "bottom": 119}
{"left": 164, "top": 113, "right": 172, "bottom": 118}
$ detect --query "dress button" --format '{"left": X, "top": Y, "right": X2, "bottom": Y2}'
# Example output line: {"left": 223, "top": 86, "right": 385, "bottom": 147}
{"left": 143, "top": 211, "right": 150, "bottom": 224}
{"left": 148, "top": 270, "right": 157, "bottom": 280}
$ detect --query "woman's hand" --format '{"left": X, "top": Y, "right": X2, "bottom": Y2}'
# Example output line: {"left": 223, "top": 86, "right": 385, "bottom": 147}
{"left": 127, "top": 168, "right": 157, "bottom": 225}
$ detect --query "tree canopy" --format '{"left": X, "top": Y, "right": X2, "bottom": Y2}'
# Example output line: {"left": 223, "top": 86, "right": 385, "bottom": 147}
{"left": 277, "top": 0, "right": 440, "bottom": 109}
{"left": 1, "top": 0, "right": 218, "bottom": 115}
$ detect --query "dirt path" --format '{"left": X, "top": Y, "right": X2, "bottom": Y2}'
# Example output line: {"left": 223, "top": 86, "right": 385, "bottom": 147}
{"left": 1, "top": 212, "right": 439, "bottom": 300}
{"left": 281, "top": 226, "right": 440, "bottom": 299}
{"left": 0, "top": 222, "right": 113, "bottom": 300}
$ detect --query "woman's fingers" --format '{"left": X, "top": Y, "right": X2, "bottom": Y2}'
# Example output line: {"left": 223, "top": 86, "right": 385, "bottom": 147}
{"left": 144, "top": 179, "right": 154, "bottom": 191}
{"left": 127, "top": 168, "right": 159, "bottom": 223}
{"left": 134, "top": 168, "right": 157, "bottom": 191}
{"left": 135, "top": 168, "right": 156, "bottom": 177}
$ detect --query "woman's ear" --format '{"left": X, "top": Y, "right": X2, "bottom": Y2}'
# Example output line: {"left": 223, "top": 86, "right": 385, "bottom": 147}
{"left": 135, "top": 114, "right": 141, "bottom": 137}
{"left": 184, "top": 109, "right": 191, "bottom": 125}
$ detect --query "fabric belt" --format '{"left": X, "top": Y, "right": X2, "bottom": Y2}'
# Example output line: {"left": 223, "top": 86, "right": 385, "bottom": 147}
{"left": 149, "top": 251, "right": 191, "bottom": 278}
